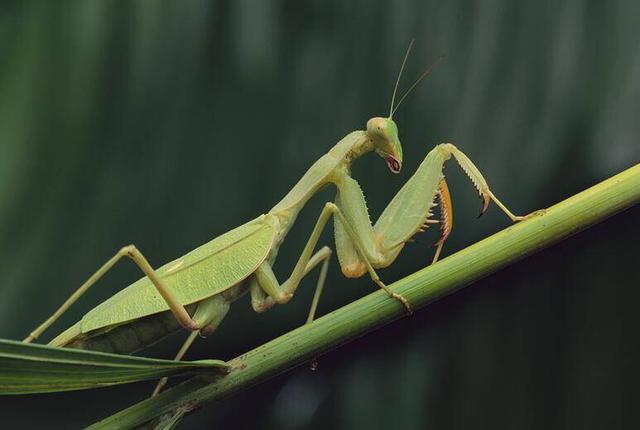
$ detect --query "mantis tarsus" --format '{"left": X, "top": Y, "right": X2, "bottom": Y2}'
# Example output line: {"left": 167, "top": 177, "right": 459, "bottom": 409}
{"left": 22, "top": 43, "right": 535, "bottom": 396}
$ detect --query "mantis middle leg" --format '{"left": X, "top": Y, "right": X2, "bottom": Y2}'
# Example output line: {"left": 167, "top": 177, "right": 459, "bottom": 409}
{"left": 253, "top": 202, "right": 412, "bottom": 313}
{"left": 154, "top": 246, "right": 333, "bottom": 396}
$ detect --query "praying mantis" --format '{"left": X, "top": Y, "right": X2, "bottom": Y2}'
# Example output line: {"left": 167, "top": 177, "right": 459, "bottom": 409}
{"left": 21, "top": 43, "right": 534, "bottom": 396}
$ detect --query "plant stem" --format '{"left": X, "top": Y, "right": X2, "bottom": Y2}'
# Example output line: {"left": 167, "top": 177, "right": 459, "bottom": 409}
{"left": 89, "top": 163, "right": 640, "bottom": 429}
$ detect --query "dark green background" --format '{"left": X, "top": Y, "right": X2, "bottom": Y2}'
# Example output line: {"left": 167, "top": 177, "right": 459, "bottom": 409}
{"left": 1, "top": 1, "right": 638, "bottom": 428}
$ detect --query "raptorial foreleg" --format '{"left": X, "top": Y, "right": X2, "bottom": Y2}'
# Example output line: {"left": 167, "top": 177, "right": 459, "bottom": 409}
{"left": 333, "top": 143, "right": 538, "bottom": 275}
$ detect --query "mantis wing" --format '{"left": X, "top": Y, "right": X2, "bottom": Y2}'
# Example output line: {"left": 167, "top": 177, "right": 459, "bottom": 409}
{"left": 79, "top": 215, "right": 277, "bottom": 333}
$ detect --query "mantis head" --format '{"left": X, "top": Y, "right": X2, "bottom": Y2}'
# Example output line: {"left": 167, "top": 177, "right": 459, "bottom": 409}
{"left": 366, "top": 117, "right": 403, "bottom": 174}
{"left": 372, "top": 40, "right": 443, "bottom": 174}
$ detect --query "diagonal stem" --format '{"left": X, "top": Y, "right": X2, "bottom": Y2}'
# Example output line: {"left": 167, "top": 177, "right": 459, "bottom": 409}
{"left": 88, "top": 163, "right": 640, "bottom": 430}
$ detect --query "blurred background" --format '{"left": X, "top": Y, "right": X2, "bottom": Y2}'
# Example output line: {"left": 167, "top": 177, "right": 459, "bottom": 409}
{"left": 1, "top": 1, "right": 639, "bottom": 428}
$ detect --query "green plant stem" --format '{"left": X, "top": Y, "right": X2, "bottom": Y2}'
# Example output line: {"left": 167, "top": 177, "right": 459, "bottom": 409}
{"left": 89, "top": 163, "right": 640, "bottom": 429}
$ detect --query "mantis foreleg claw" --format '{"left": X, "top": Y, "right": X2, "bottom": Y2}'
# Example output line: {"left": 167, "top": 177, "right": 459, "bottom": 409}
{"left": 477, "top": 193, "right": 491, "bottom": 218}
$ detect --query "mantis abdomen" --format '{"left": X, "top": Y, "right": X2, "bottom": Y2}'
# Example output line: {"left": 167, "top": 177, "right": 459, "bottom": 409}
{"left": 60, "top": 305, "right": 197, "bottom": 355}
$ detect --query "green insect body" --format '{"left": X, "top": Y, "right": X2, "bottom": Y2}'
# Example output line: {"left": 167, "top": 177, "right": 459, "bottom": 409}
{"left": 50, "top": 216, "right": 276, "bottom": 353}
{"left": 23, "top": 45, "right": 534, "bottom": 396}
{"left": 40, "top": 123, "right": 527, "bottom": 358}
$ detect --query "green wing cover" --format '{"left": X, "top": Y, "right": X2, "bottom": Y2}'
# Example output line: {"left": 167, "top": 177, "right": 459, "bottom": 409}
{"left": 81, "top": 215, "right": 276, "bottom": 333}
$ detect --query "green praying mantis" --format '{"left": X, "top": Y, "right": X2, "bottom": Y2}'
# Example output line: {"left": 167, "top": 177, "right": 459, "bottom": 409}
{"left": 22, "top": 43, "right": 535, "bottom": 396}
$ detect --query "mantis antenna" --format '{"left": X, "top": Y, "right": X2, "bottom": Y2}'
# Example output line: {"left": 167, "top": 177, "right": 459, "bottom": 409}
{"left": 389, "top": 39, "right": 415, "bottom": 118}
{"left": 390, "top": 53, "right": 446, "bottom": 118}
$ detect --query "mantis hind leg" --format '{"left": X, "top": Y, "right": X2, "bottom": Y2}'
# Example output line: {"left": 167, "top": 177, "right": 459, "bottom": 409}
{"left": 250, "top": 246, "right": 332, "bottom": 317}
{"left": 24, "top": 245, "right": 200, "bottom": 343}
{"left": 151, "top": 330, "right": 199, "bottom": 397}
{"left": 152, "top": 294, "right": 230, "bottom": 396}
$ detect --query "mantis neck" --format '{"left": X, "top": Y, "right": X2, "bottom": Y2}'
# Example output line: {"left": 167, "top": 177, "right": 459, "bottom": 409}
{"left": 268, "top": 130, "right": 373, "bottom": 240}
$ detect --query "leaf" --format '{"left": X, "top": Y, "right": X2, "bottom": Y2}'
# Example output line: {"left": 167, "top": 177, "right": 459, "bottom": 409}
{"left": 0, "top": 339, "right": 228, "bottom": 395}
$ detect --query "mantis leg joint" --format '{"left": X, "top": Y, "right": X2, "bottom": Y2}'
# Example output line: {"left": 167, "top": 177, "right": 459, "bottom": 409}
{"left": 118, "top": 244, "right": 138, "bottom": 258}
{"left": 252, "top": 297, "right": 274, "bottom": 313}
{"left": 273, "top": 291, "right": 294, "bottom": 305}
{"left": 324, "top": 202, "right": 339, "bottom": 213}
